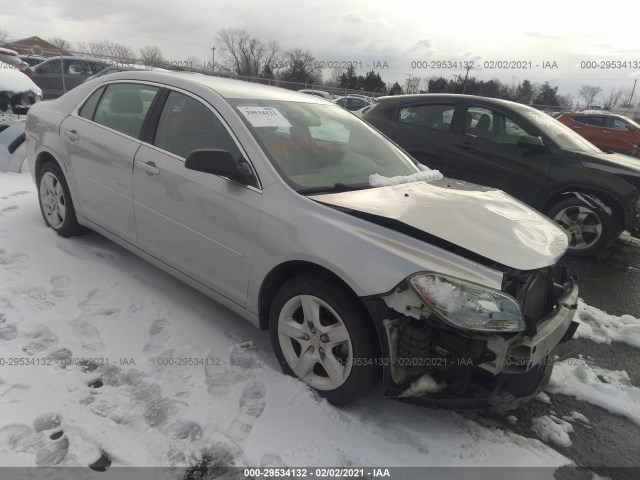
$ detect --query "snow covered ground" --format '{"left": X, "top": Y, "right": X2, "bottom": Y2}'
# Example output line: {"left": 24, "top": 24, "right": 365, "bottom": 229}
{"left": 0, "top": 170, "right": 637, "bottom": 475}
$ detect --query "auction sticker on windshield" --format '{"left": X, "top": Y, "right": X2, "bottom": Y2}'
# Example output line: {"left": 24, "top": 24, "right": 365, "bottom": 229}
{"left": 237, "top": 106, "right": 292, "bottom": 127}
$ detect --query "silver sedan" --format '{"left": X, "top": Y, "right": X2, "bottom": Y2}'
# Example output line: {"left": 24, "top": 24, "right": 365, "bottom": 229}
{"left": 25, "top": 71, "right": 578, "bottom": 408}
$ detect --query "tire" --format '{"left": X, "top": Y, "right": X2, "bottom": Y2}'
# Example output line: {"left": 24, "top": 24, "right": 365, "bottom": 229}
{"left": 37, "top": 161, "right": 87, "bottom": 237}
{"left": 268, "top": 276, "right": 380, "bottom": 405}
{"left": 547, "top": 195, "right": 617, "bottom": 257}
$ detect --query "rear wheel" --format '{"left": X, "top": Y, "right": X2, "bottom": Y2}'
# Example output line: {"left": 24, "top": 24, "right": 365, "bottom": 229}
{"left": 37, "top": 162, "right": 87, "bottom": 237}
{"left": 268, "top": 276, "right": 380, "bottom": 405}
{"left": 547, "top": 196, "right": 617, "bottom": 257}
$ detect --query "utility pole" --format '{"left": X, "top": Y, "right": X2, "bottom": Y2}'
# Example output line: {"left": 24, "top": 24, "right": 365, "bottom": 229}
{"left": 406, "top": 73, "right": 412, "bottom": 94}
{"left": 462, "top": 64, "right": 471, "bottom": 94}
{"left": 630, "top": 78, "right": 637, "bottom": 106}
{"left": 211, "top": 46, "right": 216, "bottom": 74}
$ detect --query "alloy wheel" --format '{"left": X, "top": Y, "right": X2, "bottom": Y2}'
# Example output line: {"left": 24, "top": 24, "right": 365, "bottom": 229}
{"left": 39, "top": 171, "right": 66, "bottom": 229}
{"left": 553, "top": 205, "right": 603, "bottom": 251}
{"left": 277, "top": 294, "right": 353, "bottom": 391}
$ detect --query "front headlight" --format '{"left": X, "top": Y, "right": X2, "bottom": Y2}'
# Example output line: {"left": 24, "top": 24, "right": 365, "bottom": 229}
{"left": 409, "top": 273, "right": 525, "bottom": 333}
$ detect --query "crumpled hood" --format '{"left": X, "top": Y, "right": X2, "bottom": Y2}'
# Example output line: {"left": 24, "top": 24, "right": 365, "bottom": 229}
{"left": 310, "top": 179, "right": 569, "bottom": 270}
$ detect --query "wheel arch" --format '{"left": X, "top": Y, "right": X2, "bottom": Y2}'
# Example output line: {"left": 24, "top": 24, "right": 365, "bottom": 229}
{"left": 539, "top": 186, "right": 626, "bottom": 227}
{"left": 35, "top": 150, "right": 63, "bottom": 181}
{"left": 257, "top": 260, "right": 374, "bottom": 332}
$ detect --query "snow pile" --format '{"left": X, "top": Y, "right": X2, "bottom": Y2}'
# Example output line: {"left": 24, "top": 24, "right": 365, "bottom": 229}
{"left": 369, "top": 164, "right": 443, "bottom": 187}
{"left": 561, "top": 411, "right": 590, "bottom": 425}
{"left": 532, "top": 415, "right": 573, "bottom": 448}
{"left": 535, "top": 392, "right": 551, "bottom": 404}
{"left": 0, "top": 63, "right": 42, "bottom": 97}
{"left": 400, "top": 374, "right": 446, "bottom": 397}
{"left": 0, "top": 171, "right": 572, "bottom": 469}
{"left": 574, "top": 300, "right": 640, "bottom": 348}
{"left": 547, "top": 358, "right": 640, "bottom": 426}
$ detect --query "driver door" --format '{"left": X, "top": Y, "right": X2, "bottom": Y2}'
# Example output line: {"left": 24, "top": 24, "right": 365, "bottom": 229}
{"left": 133, "top": 90, "right": 261, "bottom": 307}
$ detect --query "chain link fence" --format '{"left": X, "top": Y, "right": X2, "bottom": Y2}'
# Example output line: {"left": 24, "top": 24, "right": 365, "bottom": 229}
{"left": 25, "top": 50, "right": 385, "bottom": 100}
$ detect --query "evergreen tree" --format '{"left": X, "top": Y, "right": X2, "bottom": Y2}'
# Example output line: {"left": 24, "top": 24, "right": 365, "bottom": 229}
{"left": 533, "top": 82, "right": 560, "bottom": 106}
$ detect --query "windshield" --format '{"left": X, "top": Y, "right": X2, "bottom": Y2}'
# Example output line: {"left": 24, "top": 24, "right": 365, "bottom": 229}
{"left": 230, "top": 99, "right": 419, "bottom": 191}
{"left": 515, "top": 104, "right": 603, "bottom": 154}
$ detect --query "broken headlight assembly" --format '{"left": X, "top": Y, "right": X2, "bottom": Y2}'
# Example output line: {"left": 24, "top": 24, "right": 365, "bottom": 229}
{"left": 409, "top": 273, "right": 525, "bottom": 333}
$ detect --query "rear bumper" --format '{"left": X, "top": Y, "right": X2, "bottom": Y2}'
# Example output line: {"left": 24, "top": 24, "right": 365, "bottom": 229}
{"left": 366, "top": 280, "right": 579, "bottom": 411}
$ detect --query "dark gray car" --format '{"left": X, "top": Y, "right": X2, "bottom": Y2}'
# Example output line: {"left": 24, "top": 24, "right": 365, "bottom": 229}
{"left": 27, "top": 56, "right": 112, "bottom": 99}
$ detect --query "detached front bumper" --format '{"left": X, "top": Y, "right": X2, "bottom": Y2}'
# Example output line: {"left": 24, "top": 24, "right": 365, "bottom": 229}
{"left": 365, "top": 278, "right": 579, "bottom": 411}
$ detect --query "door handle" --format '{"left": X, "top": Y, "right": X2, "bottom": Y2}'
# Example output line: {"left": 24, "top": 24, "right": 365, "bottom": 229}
{"left": 135, "top": 160, "right": 160, "bottom": 176}
{"left": 455, "top": 142, "right": 475, "bottom": 151}
{"left": 64, "top": 129, "right": 79, "bottom": 141}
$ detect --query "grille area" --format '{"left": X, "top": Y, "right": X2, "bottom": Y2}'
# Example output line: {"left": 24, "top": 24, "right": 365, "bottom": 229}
{"left": 502, "top": 267, "right": 566, "bottom": 337}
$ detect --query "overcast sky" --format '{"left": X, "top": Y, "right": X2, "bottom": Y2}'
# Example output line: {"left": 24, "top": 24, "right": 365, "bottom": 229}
{"left": 2, "top": 0, "right": 639, "bottom": 98}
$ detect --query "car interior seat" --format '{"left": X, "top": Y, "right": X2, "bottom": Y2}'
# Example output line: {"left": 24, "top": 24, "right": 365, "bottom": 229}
{"left": 474, "top": 114, "right": 492, "bottom": 137}
{"left": 106, "top": 90, "right": 144, "bottom": 137}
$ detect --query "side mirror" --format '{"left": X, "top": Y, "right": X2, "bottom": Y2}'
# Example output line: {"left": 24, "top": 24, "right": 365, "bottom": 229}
{"left": 185, "top": 149, "right": 254, "bottom": 185}
{"left": 625, "top": 123, "right": 637, "bottom": 132}
{"left": 516, "top": 135, "right": 546, "bottom": 151}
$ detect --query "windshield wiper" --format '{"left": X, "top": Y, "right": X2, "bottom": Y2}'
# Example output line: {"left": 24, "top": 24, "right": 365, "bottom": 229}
{"left": 297, "top": 183, "right": 372, "bottom": 195}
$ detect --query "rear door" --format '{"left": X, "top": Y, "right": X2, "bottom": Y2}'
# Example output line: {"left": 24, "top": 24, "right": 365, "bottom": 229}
{"left": 380, "top": 100, "right": 457, "bottom": 172}
{"left": 132, "top": 89, "right": 261, "bottom": 306}
{"left": 60, "top": 82, "right": 160, "bottom": 244}
{"left": 448, "top": 102, "right": 551, "bottom": 205}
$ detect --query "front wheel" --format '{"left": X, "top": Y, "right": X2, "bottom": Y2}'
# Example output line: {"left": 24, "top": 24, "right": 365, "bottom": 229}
{"left": 268, "top": 276, "right": 380, "bottom": 405}
{"left": 547, "top": 195, "right": 618, "bottom": 257}
{"left": 37, "top": 162, "right": 87, "bottom": 237}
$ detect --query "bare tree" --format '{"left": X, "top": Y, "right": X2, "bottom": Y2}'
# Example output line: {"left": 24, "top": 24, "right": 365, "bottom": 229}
{"left": 76, "top": 40, "right": 136, "bottom": 64}
{"left": 578, "top": 85, "right": 603, "bottom": 108}
{"left": 215, "top": 28, "right": 280, "bottom": 77}
{"left": 557, "top": 94, "right": 574, "bottom": 110}
{"left": 278, "top": 48, "right": 320, "bottom": 84}
{"left": 49, "top": 36, "right": 72, "bottom": 52}
{"left": 139, "top": 45, "right": 165, "bottom": 67}
{"left": 325, "top": 67, "right": 343, "bottom": 86}
{"left": 602, "top": 87, "right": 626, "bottom": 110}
{"left": 404, "top": 76, "right": 421, "bottom": 94}
{"left": 0, "top": 29, "right": 8, "bottom": 44}
{"left": 619, "top": 88, "right": 636, "bottom": 108}
{"left": 184, "top": 55, "right": 201, "bottom": 71}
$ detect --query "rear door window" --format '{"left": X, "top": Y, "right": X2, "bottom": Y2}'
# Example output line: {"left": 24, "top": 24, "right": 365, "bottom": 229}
{"left": 93, "top": 83, "right": 159, "bottom": 137}
{"left": 398, "top": 103, "right": 455, "bottom": 131}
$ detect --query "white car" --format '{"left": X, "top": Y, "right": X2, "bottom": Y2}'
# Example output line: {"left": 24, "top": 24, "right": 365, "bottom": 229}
{"left": 0, "top": 47, "right": 29, "bottom": 71}
{"left": 298, "top": 89, "right": 334, "bottom": 101}
{"left": 0, "top": 63, "right": 42, "bottom": 171}
{"left": 333, "top": 95, "right": 373, "bottom": 112}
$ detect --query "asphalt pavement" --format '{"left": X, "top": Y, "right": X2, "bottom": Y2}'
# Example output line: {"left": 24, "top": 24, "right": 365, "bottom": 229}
{"left": 468, "top": 232, "right": 640, "bottom": 480}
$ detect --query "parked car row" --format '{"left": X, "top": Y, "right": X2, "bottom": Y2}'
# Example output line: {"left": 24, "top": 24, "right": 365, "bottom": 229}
{"left": 25, "top": 71, "right": 580, "bottom": 409}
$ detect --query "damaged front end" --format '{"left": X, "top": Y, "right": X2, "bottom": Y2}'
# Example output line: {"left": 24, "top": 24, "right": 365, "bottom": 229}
{"left": 364, "top": 265, "right": 578, "bottom": 411}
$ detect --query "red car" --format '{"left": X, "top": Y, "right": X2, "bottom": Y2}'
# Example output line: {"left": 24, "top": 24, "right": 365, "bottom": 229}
{"left": 556, "top": 112, "right": 640, "bottom": 157}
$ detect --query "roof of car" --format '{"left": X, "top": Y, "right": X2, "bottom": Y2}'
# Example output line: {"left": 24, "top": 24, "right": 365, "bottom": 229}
{"left": 566, "top": 111, "right": 620, "bottom": 116}
{"left": 91, "top": 70, "right": 329, "bottom": 103}
{"left": 376, "top": 93, "right": 533, "bottom": 109}
{"left": 39, "top": 56, "right": 113, "bottom": 63}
